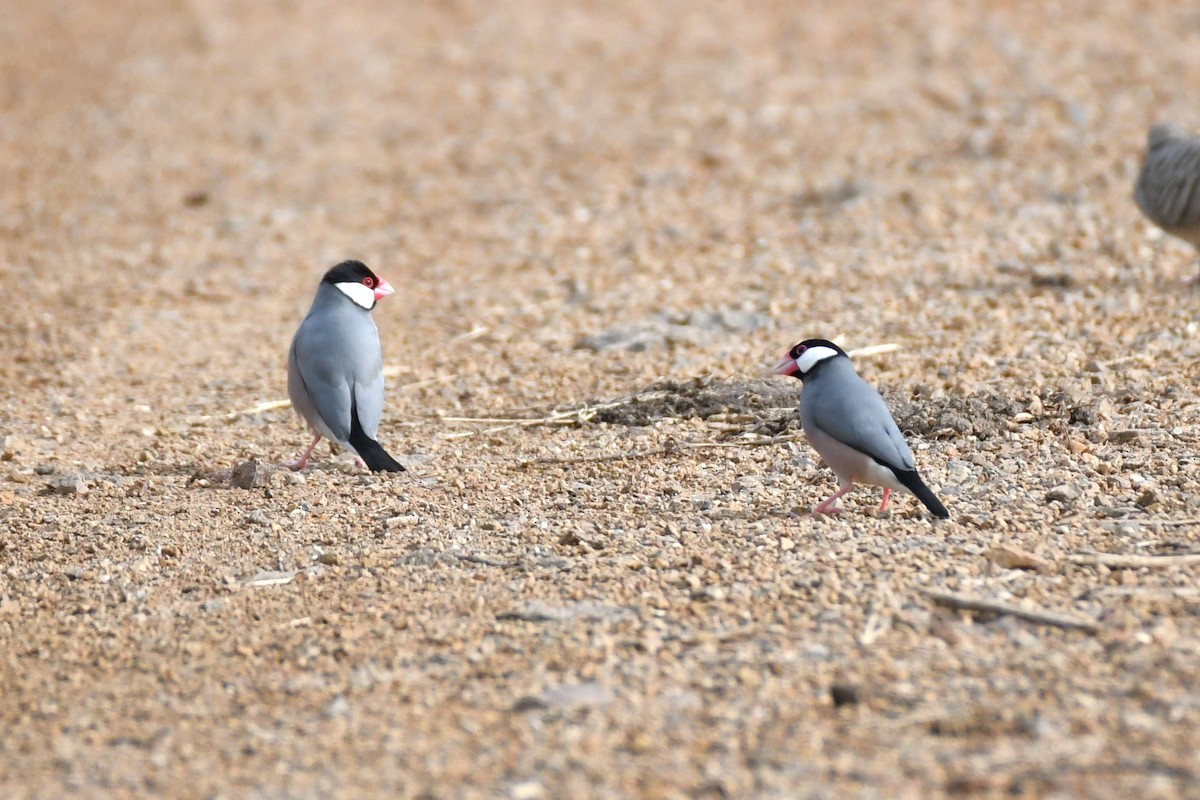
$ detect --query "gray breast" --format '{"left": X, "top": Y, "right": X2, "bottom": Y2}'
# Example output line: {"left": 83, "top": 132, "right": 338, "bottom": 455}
{"left": 1135, "top": 124, "right": 1200, "bottom": 246}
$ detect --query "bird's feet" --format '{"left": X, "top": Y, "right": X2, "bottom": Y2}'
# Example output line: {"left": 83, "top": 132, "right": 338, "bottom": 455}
{"left": 811, "top": 484, "right": 854, "bottom": 517}
{"left": 284, "top": 434, "right": 321, "bottom": 472}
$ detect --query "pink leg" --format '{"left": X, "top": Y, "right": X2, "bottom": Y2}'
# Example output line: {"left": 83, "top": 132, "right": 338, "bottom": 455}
{"left": 284, "top": 433, "right": 321, "bottom": 471}
{"left": 812, "top": 482, "right": 854, "bottom": 516}
{"left": 878, "top": 488, "right": 892, "bottom": 514}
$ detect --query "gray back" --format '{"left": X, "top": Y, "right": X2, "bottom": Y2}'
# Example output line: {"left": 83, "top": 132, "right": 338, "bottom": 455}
{"left": 289, "top": 284, "right": 385, "bottom": 442}
{"left": 799, "top": 357, "right": 915, "bottom": 472}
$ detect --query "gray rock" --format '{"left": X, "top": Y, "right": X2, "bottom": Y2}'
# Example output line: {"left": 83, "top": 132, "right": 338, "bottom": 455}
{"left": 47, "top": 474, "right": 89, "bottom": 495}
{"left": 541, "top": 682, "right": 612, "bottom": 710}
{"left": 396, "top": 549, "right": 445, "bottom": 567}
{"left": 1045, "top": 484, "right": 1080, "bottom": 505}
{"left": 325, "top": 695, "right": 352, "bottom": 719}
{"left": 232, "top": 459, "right": 275, "bottom": 489}
{"left": 512, "top": 682, "right": 613, "bottom": 713}
{"left": 577, "top": 325, "right": 667, "bottom": 352}
{"left": 681, "top": 309, "right": 771, "bottom": 333}
{"left": 497, "top": 601, "right": 629, "bottom": 623}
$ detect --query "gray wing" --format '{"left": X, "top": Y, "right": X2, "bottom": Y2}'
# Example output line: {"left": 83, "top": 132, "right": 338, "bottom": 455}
{"left": 288, "top": 314, "right": 355, "bottom": 444}
{"left": 287, "top": 286, "right": 387, "bottom": 445}
{"left": 352, "top": 344, "right": 385, "bottom": 439}
{"left": 287, "top": 339, "right": 331, "bottom": 436}
{"left": 1136, "top": 129, "right": 1200, "bottom": 235}
{"left": 802, "top": 370, "right": 915, "bottom": 472}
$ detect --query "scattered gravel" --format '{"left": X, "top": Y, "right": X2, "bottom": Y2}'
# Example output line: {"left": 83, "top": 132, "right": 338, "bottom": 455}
{"left": 2, "top": 1, "right": 1199, "bottom": 798}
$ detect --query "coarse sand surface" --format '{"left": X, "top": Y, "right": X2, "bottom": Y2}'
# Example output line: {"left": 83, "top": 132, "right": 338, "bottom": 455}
{"left": 2, "top": 1, "right": 1199, "bottom": 797}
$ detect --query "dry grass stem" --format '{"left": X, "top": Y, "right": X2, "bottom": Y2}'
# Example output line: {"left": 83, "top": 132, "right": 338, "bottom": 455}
{"left": 922, "top": 590, "right": 1100, "bottom": 634}
{"left": 195, "top": 399, "right": 293, "bottom": 423}
{"left": 1066, "top": 552, "right": 1200, "bottom": 568}
{"left": 860, "top": 582, "right": 898, "bottom": 646}
{"left": 847, "top": 343, "right": 902, "bottom": 359}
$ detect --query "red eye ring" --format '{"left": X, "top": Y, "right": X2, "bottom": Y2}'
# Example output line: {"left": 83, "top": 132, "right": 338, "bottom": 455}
{"left": 362, "top": 276, "right": 375, "bottom": 288}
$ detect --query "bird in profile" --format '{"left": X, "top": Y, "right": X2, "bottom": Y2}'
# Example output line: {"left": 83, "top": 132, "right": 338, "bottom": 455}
{"left": 286, "top": 260, "right": 406, "bottom": 472}
{"left": 1134, "top": 122, "right": 1200, "bottom": 279}
{"left": 773, "top": 339, "right": 949, "bottom": 519}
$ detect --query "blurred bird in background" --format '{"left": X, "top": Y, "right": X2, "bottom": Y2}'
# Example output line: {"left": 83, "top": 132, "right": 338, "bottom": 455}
{"left": 1135, "top": 122, "right": 1200, "bottom": 280}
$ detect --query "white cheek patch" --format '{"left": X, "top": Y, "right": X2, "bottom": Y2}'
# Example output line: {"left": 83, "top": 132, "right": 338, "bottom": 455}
{"left": 795, "top": 345, "right": 841, "bottom": 374}
{"left": 335, "top": 281, "right": 376, "bottom": 309}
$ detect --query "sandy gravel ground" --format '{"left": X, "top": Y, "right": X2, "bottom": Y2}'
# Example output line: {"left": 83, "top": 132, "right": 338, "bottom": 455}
{"left": 2, "top": 1, "right": 1200, "bottom": 797}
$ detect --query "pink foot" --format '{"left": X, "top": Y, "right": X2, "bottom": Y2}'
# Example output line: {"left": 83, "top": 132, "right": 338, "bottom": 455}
{"left": 812, "top": 482, "right": 854, "bottom": 517}
{"left": 285, "top": 433, "right": 321, "bottom": 472}
{"left": 877, "top": 488, "right": 892, "bottom": 514}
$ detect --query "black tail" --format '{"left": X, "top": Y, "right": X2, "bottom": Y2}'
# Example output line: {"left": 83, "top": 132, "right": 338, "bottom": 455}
{"left": 897, "top": 470, "right": 949, "bottom": 519}
{"left": 348, "top": 406, "right": 406, "bottom": 473}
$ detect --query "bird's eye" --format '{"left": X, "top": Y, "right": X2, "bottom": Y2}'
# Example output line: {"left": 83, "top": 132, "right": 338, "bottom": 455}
{"left": 790, "top": 344, "right": 807, "bottom": 358}
{"left": 362, "top": 276, "right": 375, "bottom": 288}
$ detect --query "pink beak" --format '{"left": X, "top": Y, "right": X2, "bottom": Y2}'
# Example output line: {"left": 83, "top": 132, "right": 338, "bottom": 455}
{"left": 374, "top": 278, "right": 395, "bottom": 301}
{"left": 772, "top": 355, "right": 799, "bottom": 376}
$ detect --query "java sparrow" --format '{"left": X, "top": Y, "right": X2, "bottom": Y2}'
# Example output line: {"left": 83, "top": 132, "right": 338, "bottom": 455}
{"left": 773, "top": 339, "right": 948, "bottom": 519}
{"left": 1135, "top": 122, "right": 1200, "bottom": 278}
{"left": 285, "top": 260, "right": 406, "bottom": 472}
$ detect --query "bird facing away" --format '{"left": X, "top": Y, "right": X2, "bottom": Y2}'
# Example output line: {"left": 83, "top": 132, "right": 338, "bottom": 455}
{"left": 773, "top": 339, "right": 948, "bottom": 519}
{"left": 286, "top": 260, "right": 406, "bottom": 472}
{"left": 1134, "top": 122, "right": 1200, "bottom": 276}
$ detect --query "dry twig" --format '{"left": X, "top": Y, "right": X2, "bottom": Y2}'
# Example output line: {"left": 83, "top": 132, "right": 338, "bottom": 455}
{"left": 455, "top": 553, "right": 516, "bottom": 569}
{"left": 847, "top": 343, "right": 901, "bottom": 359}
{"left": 519, "top": 448, "right": 676, "bottom": 467}
{"left": 199, "top": 374, "right": 459, "bottom": 424}
{"left": 922, "top": 589, "right": 1099, "bottom": 634}
{"left": 1093, "top": 587, "right": 1200, "bottom": 601}
{"left": 193, "top": 399, "right": 293, "bottom": 423}
{"left": 381, "top": 370, "right": 461, "bottom": 390}
{"left": 1117, "top": 518, "right": 1200, "bottom": 528}
{"left": 860, "top": 582, "right": 898, "bottom": 646}
{"left": 1066, "top": 552, "right": 1200, "bottom": 569}
{"left": 437, "top": 394, "right": 653, "bottom": 439}
{"left": 516, "top": 434, "right": 799, "bottom": 467}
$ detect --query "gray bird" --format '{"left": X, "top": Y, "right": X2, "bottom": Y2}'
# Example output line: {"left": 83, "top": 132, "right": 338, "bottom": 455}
{"left": 1134, "top": 122, "right": 1200, "bottom": 275}
{"left": 773, "top": 339, "right": 948, "bottom": 518}
{"left": 286, "top": 260, "right": 405, "bottom": 472}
